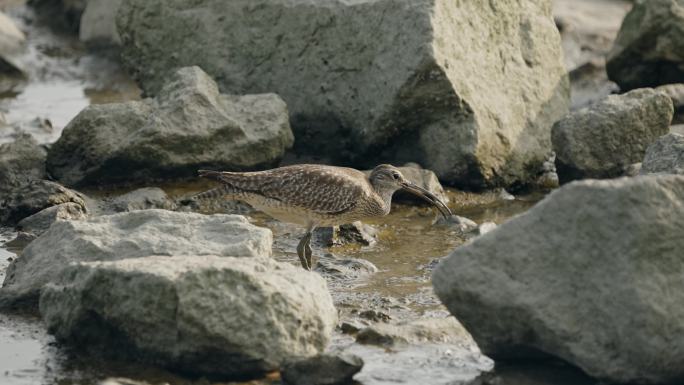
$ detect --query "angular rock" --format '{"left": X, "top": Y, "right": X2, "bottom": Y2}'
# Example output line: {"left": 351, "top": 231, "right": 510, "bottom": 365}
{"left": 47, "top": 66, "right": 293, "bottom": 186}
{"left": 607, "top": 0, "right": 684, "bottom": 90}
{"left": 79, "top": 0, "right": 122, "bottom": 47}
{"left": 0, "top": 180, "right": 87, "bottom": 226}
{"left": 17, "top": 202, "right": 87, "bottom": 235}
{"left": 0, "top": 209, "right": 272, "bottom": 307}
{"left": 656, "top": 83, "right": 684, "bottom": 124}
{"left": 433, "top": 175, "right": 684, "bottom": 384}
{"left": 40, "top": 255, "right": 336, "bottom": 378}
{"left": 117, "top": 0, "right": 570, "bottom": 188}
{"left": 552, "top": 88, "right": 673, "bottom": 182}
{"left": 641, "top": 133, "right": 684, "bottom": 175}
{"left": 282, "top": 353, "right": 363, "bottom": 385}
{"left": 0, "top": 134, "right": 47, "bottom": 197}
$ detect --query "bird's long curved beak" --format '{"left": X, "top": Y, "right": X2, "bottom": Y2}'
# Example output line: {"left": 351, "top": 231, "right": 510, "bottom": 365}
{"left": 400, "top": 182, "right": 453, "bottom": 219}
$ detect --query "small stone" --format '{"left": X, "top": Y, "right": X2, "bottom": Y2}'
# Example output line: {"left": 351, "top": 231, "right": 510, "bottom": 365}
{"left": 358, "top": 310, "right": 391, "bottom": 323}
{"left": 281, "top": 353, "right": 363, "bottom": 385}
{"left": 315, "top": 254, "right": 378, "bottom": 279}
{"left": 434, "top": 215, "right": 478, "bottom": 233}
{"left": 475, "top": 222, "right": 497, "bottom": 236}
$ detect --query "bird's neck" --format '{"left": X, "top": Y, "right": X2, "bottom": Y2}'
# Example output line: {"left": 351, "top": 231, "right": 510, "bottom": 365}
{"left": 372, "top": 186, "right": 396, "bottom": 215}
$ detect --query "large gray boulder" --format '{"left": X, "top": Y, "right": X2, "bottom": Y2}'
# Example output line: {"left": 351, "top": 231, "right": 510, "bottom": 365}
{"left": 46, "top": 66, "right": 293, "bottom": 186}
{"left": 17, "top": 202, "right": 88, "bottom": 236}
{"left": 40, "top": 255, "right": 337, "bottom": 378}
{"left": 0, "top": 134, "right": 47, "bottom": 198}
{"left": 641, "top": 133, "right": 684, "bottom": 175}
{"left": 0, "top": 209, "right": 272, "bottom": 307}
{"left": 433, "top": 175, "right": 684, "bottom": 384}
{"left": 117, "top": 0, "right": 570, "bottom": 188}
{"left": 607, "top": 0, "right": 684, "bottom": 90}
{"left": 552, "top": 88, "right": 673, "bottom": 182}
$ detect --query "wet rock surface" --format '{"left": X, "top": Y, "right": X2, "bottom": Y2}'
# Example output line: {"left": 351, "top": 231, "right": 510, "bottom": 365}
{"left": 281, "top": 353, "right": 363, "bottom": 385}
{"left": 552, "top": 88, "right": 673, "bottom": 182}
{"left": 46, "top": 66, "right": 293, "bottom": 186}
{"left": 0, "top": 209, "right": 272, "bottom": 308}
{"left": 39, "top": 255, "right": 337, "bottom": 378}
{"left": 356, "top": 317, "right": 472, "bottom": 347}
{"left": 0, "top": 179, "right": 87, "bottom": 226}
{"left": 607, "top": 0, "right": 684, "bottom": 90}
{"left": 433, "top": 175, "right": 684, "bottom": 384}
{"left": 0, "top": 133, "right": 46, "bottom": 197}
{"left": 117, "top": 0, "right": 569, "bottom": 188}
{"left": 641, "top": 133, "right": 684, "bottom": 175}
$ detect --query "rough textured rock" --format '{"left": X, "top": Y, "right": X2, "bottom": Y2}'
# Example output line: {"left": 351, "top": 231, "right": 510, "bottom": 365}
{"left": 607, "top": 0, "right": 684, "bottom": 90}
{"left": 282, "top": 354, "right": 363, "bottom": 385}
{"left": 641, "top": 133, "right": 684, "bottom": 175}
{"left": 673, "top": 124, "right": 684, "bottom": 135}
{"left": 656, "top": 83, "right": 684, "bottom": 124}
{"left": 433, "top": 175, "right": 684, "bottom": 384}
{"left": 356, "top": 317, "right": 472, "bottom": 347}
{"left": 0, "top": 209, "right": 272, "bottom": 307}
{"left": 79, "top": 0, "right": 122, "bottom": 47}
{"left": 0, "top": 180, "right": 87, "bottom": 226}
{"left": 552, "top": 88, "right": 673, "bottom": 182}
{"left": 17, "top": 202, "right": 87, "bottom": 235}
{"left": 117, "top": 0, "right": 570, "bottom": 188}
{"left": 47, "top": 66, "right": 293, "bottom": 186}
{"left": 0, "top": 134, "right": 47, "bottom": 198}
{"left": 40, "top": 255, "right": 336, "bottom": 378}
{"left": 314, "top": 254, "right": 378, "bottom": 280}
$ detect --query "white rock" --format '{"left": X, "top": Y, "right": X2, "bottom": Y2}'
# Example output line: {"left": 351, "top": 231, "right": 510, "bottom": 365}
{"left": 40, "top": 255, "right": 336, "bottom": 378}
{"left": 0, "top": 209, "right": 272, "bottom": 307}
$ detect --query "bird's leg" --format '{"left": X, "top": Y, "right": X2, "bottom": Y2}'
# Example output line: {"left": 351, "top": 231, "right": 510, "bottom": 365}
{"left": 296, "top": 224, "right": 316, "bottom": 270}
{"left": 296, "top": 233, "right": 313, "bottom": 271}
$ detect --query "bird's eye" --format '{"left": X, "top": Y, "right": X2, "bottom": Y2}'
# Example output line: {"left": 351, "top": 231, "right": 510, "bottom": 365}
{"left": 392, "top": 172, "right": 400, "bottom": 180}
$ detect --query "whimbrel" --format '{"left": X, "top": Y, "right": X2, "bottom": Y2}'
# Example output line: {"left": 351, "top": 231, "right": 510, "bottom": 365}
{"left": 194, "top": 164, "right": 452, "bottom": 270}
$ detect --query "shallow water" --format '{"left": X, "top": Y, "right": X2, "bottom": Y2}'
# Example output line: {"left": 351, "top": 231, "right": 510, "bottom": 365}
{"left": 0, "top": 4, "right": 139, "bottom": 144}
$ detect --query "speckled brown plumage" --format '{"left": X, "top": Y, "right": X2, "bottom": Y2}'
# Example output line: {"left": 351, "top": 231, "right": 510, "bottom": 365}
{"left": 196, "top": 164, "right": 452, "bottom": 270}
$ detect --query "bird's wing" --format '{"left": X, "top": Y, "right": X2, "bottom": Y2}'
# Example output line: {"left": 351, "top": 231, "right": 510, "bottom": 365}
{"left": 259, "top": 166, "right": 365, "bottom": 214}
{"left": 203, "top": 165, "right": 365, "bottom": 214}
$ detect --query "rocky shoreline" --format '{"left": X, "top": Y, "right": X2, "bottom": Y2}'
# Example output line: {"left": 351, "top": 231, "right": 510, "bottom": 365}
{"left": 1, "top": 0, "right": 684, "bottom": 384}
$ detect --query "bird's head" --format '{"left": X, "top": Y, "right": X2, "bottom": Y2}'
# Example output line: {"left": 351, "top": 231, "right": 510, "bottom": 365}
{"left": 369, "top": 164, "right": 452, "bottom": 219}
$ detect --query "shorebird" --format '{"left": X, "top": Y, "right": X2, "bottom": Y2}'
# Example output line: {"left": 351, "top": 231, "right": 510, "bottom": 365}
{"left": 194, "top": 164, "right": 452, "bottom": 270}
